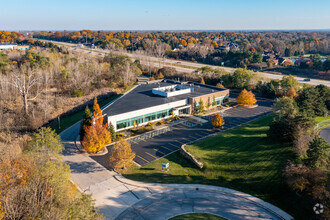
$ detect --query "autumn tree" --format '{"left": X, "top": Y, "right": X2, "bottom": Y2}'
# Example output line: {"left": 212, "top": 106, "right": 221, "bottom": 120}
{"left": 216, "top": 82, "right": 225, "bottom": 88}
{"left": 109, "top": 138, "right": 135, "bottom": 171}
{"left": 211, "top": 113, "right": 225, "bottom": 128}
{"left": 80, "top": 105, "right": 92, "bottom": 139}
{"left": 200, "top": 77, "right": 205, "bottom": 84}
{"left": 237, "top": 89, "right": 257, "bottom": 106}
{"left": 82, "top": 97, "right": 111, "bottom": 153}
{"left": 285, "top": 87, "right": 298, "bottom": 98}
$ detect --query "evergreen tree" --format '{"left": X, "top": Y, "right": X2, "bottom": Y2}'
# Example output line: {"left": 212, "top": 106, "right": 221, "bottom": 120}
{"left": 108, "top": 122, "right": 116, "bottom": 141}
{"left": 80, "top": 105, "right": 92, "bottom": 139}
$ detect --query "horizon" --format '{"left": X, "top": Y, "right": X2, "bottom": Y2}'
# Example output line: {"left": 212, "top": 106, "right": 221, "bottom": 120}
{"left": 1, "top": 0, "right": 330, "bottom": 30}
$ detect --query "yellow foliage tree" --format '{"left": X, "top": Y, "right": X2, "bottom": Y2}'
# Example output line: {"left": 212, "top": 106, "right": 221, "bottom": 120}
{"left": 216, "top": 83, "right": 224, "bottom": 88}
{"left": 211, "top": 113, "right": 225, "bottom": 128}
{"left": 237, "top": 89, "right": 257, "bottom": 106}
{"left": 109, "top": 138, "right": 135, "bottom": 170}
{"left": 82, "top": 97, "right": 111, "bottom": 153}
{"left": 200, "top": 78, "right": 205, "bottom": 84}
{"left": 286, "top": 87, "right": 298, "bottom": 98}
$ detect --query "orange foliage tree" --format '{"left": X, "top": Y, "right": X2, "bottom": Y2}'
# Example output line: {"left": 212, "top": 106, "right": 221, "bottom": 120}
{"left": 216, "top": 83, "right": 224, "bottom": 88}
{"left": 109, "top": 138, "right": 135, "bottom": 170}
{"left": 286, "top": 87, "right": 298, "bottom": 98}
{"left": 200, "top": 78, "right": 205, "bottom": 84}
{"left": 180, "top": 39, "right": 187, "bottom": 47}
{"left": 211, "top": 113, "right": 225, "bottom": 128}
{"left": 82, "top": 97, "right": 111, "bottom": 153}
{"left": 237, "top": 89, "right": 257, "bottom": 106}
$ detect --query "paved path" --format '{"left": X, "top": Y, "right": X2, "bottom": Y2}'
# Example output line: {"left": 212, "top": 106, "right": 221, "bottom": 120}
{"left": 320, "top": 127, "right": 330, "bottom": 144}
{"left": 60, "top": 120, "right": 293, "bottom": 220}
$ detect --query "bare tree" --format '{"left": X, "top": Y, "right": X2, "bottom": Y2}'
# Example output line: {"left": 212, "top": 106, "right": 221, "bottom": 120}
{"left": 8, "top": 66, "right": 41, "bottom": 115}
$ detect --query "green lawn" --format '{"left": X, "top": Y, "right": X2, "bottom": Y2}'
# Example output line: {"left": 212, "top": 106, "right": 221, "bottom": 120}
{"left": 123, "top": 115, "right": 305, "bottom": 218}
{"left": 51, "top": 94, "right": 120, "bottom": 134}
{"left": 51, "top": 84, "right": 137, "bottom": 134}
{"left": 170, "top": 213, "right": 225, "bottom": 220}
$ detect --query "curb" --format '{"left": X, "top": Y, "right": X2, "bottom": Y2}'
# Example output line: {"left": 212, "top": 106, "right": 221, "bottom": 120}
{"left": 113, "top": 174, "right": 293, "bottom": 220}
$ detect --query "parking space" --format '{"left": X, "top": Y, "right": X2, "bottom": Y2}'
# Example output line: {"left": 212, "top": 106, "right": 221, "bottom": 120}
{"left": 91, "top": 98, "right": 273, "bottom": 167}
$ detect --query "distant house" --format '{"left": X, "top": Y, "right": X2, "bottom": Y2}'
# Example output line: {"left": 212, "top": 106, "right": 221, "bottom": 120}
{"left": 218, "top": 45, "right": 230, "bottom": 52}
{"left": 294, "top": 58, "right": 311, "bottom": 66}
{"left": 0, "top": 43, "right": 30, "bottom": 51}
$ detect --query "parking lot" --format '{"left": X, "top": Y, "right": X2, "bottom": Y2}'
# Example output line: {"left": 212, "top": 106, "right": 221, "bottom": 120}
{"left": 91, "top": 98, "right": 273, "bottom": 167}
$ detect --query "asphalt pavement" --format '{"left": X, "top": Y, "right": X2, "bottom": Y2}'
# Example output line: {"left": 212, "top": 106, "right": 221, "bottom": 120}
{"left": 320, "top": 127, "right": 330, "bottom": 144}
{"left": 91, "top": 98, "right": 273, "bottom": 167}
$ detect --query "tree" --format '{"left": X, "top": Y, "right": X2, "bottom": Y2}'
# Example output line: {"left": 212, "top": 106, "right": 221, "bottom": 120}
{"left": 108, "top": 122, "right": 116, "bottom": 141}
{"left": 285, "top": 87, "right": 298, "bottom": 98}
{"left": 273, "top": 97, "right": 299, "bottom": 119}
{"left": 8, "top": 66, "right": 41, "bottom": 115}
{"left": 92, "top": 97, "right": 103, "bottom": 126}
{"left": 237, "top": 89, "right": 257, "bottom": 106}
{"left": 109, "top": 138, "right": 135, "bottom": 171}
{"left": 306, "top": 137, "right": 330, "bottom": 170}
{"left": 281, "top": 75, "right": 299, "bottom": 91}
{"left": 82, "top": 97, "right": 111, "bottom": 153}
{"left": 211, "top": 113, "right": 225, "bottom": 128}
{"left": 200, "top": 77, "right": 205, "bottom": 84}
{"left": 80, "top": 105, "right": 92, "bottom": 139}
{"left": 26, "top": 127, "right": 64, "bottom": 159}
{"left": 197, "top": 98, "right": 204, "bottom": 112}
{"left": 284, "top": 48, "right": 291, "bottom": 57}
{"left": 212, "top": 95, "right": 217, "bottom": 106}
{"left": 251, "top": 52, "right": 262, "bottom": 63}
{"left": 216, "top": 83, "right": 225, "bottom": 88}
{"left": 232, "top": 68, "right": 253, "bottom": 89}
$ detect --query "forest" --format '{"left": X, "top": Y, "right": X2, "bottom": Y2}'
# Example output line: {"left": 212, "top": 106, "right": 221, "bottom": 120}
{"left": 0, "top": 39, "right": 141, "bottom": 219}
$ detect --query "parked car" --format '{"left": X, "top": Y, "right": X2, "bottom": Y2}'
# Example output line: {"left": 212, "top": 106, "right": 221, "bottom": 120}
{"left": 304, "top": 78, "right": 311, "bottom": 81}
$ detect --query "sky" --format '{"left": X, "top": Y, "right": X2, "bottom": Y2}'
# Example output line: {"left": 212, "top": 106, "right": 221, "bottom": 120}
{"left": 1, "top": 0, "right": 330, "bottom": 31}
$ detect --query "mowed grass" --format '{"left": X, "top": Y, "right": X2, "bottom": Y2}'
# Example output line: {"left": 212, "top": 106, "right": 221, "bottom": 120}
{"left": 170, "top": 213, "right": 226, "bottom": 220}
{"left": 51, "top": 94, "right": 119, "bottom": 134}
{"left": 123, "top": 115, "right": 302, "bottom": 218}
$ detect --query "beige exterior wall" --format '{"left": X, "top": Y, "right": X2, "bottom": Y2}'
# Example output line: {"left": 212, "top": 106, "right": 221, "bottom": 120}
{"left": 189, "top": 90, "right": 229, "bottom": 111}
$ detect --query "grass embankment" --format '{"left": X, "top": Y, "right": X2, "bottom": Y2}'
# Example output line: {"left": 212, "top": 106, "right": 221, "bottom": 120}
{"left": 123, "top": 115, "right": 303, "bottom": 218}
{"left": 170, "top": 213, "right": 225, "bottom": 220}
{"left": 314, "top": 116, "right": 330, "bottom": 133}
{"left": 52, "top": 84, "right": 137, "bottom": 134}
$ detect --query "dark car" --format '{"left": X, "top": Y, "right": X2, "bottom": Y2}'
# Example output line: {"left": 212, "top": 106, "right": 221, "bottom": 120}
{"left": 304, "top": 78, "right": 311, "bottom": 81}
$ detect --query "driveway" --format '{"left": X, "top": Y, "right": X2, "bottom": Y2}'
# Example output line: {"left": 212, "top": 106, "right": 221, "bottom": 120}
{"left": 320, "top": 127, "right": 330, "bottom": 144}
{"left": 91, "top": 98, "right": 273, "bottom": 167}
{"left": 59, "top": 100, "right": 293, "bottom": 220}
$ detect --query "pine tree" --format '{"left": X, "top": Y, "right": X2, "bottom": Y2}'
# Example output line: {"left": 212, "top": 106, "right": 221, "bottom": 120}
{"left": 108, "top": 122, "right": 116, "bottom": 141}
{"left": 109, "top": 138, "right": 135, "bottom": 170}
{"left": 211, "top": 113, "right": 225, "bottom": 128}
{"left": 237, "top": 89, "right": 257, "bottom": 106}
{"left": 80, "top": 105, "right": 92, "bottom": 139}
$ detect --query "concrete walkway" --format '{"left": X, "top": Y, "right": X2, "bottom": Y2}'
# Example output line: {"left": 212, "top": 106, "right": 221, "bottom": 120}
{"left": 60, "top": 121, "right": 293, "bottom": 220}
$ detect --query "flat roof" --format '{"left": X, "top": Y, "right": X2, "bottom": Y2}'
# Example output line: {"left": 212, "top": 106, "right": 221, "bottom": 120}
{"left": 102, "top": 80, "right": 229, "bottom": 116}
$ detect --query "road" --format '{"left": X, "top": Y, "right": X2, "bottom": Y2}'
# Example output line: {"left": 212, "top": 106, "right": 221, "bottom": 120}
{"left": 320, "top": 127, "right": 330, "bottom": 144}
{"left": 60, "top": 117, "right": 292, "bottom": 219}
{"left": 34, "top": 39, "right": 330, "bottom": 87}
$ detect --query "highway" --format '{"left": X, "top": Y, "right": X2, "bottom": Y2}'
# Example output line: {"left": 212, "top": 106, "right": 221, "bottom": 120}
{"left": 35, "top": 39, "right": 330, "bottom": 87}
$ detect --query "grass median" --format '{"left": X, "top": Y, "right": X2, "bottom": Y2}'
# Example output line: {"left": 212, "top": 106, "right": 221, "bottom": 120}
{"left": 122, "top": 115, "right": 304, "bottom": 218}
